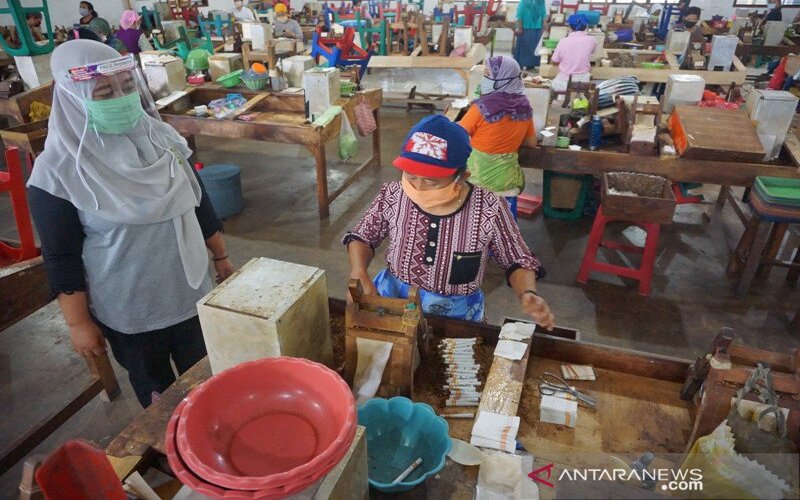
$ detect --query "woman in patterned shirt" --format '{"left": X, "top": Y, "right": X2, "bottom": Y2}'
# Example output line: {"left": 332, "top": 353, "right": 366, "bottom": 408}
{"left": 343, "top": 115, "right": 554, "bottom": 329}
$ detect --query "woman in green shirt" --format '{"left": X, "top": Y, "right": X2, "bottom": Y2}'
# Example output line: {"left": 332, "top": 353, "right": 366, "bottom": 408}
{"left": 514, "top": 0, "right": 547, "bottom": 69}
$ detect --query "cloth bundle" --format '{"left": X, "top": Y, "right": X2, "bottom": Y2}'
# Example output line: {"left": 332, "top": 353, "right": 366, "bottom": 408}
{"left": 596, "top": 76, "right": 640, "bottom": 108}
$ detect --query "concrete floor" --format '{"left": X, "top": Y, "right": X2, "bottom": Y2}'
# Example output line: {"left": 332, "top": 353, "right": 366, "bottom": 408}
{"left": 2, "top": 73, "right": 800, "bottom": 494}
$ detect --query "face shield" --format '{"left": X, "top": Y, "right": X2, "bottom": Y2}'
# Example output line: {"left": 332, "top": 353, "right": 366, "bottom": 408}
{"left": 66, "top": 54, "right": 161, "bottom": 127}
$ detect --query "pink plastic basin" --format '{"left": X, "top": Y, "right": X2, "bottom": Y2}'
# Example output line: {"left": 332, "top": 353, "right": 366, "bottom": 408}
{"left": 166, "top": 398, "right": 355, "bottom": 499}
{"left": 176, "top": 357, "right": 356, "bottom": 491}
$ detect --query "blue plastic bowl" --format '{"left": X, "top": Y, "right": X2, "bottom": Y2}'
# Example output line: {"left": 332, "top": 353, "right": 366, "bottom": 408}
{"left": 358, "top": 397, "right": 451, "bottom": 493}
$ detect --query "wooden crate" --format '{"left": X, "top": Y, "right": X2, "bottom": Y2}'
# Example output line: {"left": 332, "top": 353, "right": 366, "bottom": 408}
{"left": 344, "top": 280, "right": 424, "bottom": 398}
{"left": 0, "top": 119, "right": 47, "bottom": 158}
{"left": 668, "top": 106, "right": 765, "bottom": 163}
{"left": 197, "top": 258, "right": 334, "bottom": 375}
{"left": 602, "top": 172, "right": 676, "bottom": 225}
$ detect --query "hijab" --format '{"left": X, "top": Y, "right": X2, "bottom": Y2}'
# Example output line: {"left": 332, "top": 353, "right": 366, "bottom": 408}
{"left": 28, "top": 40, "right": 208, "bottom": 289}
{"left": 476, "top": 56, "right": 533, "bottom": 123}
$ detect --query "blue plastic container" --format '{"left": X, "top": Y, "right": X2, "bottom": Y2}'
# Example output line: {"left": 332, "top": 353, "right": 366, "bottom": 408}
{"left": 198, "top": 163, "right": 243, "bottom": 219}
{"left": 358, "top": 397, "right": 451, "bottom": 493}
{"left": 576, "top": 10, "right": 601, "bottom": 26}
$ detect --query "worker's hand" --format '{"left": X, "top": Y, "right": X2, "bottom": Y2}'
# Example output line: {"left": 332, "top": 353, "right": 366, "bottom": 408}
{"left": 520, "top": 292, "right": 555, "bottom": 331}
{"left": 214, "top": 257, "right": 235, "bottom": 284}
{"left": 69, "top": 321, "right": 107, "bottom": 358}
{"left": 348, "top": 272, "right": 378, "bottom": 299}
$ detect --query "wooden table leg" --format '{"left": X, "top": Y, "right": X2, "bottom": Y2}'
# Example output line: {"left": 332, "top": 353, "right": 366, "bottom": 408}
{"left": 727, "top": 215, "right": 760, "bottom": 278}
{"left": 760, "top": 223, "right": 787, "bottom": 275}
{"left": 308, "top": 144, "right": 330, "bottom": 219}
{"left": 787, "top": 245, "right": 800, "bottom": 285}
{"left": 736, "top": 216, "right": 772, "bottom": 296}
{"left": 86, "top": 353, "right": 121, "bottom": 403}
{"left": 372, "top": 109, "right": 381, "bottom": 167}
{"left": 715, "top": 185, "right": 729, "bottom": 208}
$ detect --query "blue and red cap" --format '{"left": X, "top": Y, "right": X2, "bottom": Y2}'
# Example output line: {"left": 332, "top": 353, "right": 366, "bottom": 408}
{"left": 392, "top": 115, "right": 472, "bottom": 178}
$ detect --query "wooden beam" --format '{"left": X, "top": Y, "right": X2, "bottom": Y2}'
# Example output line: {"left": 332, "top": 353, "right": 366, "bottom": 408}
{"left": 0, "top": 257, "right": 49, "bottom": 333}
{"left": 0, "top": 379, "right": 104, "bottom": 475}
{"left": 520, "top": 147, "right": 800, "bottom": 187}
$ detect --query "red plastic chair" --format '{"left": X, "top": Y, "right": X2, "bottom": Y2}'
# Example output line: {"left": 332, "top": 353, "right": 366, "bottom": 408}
{"left": 576, "top": 207, "right": 661, "bottom": 296}
{"left": 1, "top": 147, "right": 39, "bottom": 263}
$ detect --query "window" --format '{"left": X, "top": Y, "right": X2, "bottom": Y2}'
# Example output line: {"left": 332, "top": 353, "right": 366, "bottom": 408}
{"left": 734, "top": 0, "right": 800, "bottom": 6}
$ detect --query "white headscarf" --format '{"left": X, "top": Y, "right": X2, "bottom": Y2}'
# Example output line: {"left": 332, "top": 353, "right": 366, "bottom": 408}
{"left": 28, "top": 40, "right": 208, "bottom": 289}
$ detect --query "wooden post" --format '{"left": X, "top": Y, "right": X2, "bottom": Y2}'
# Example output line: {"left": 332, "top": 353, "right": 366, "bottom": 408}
{"left": 85, "top": 353, "right": 121, "bottom": 403}
{"left": 736, "top": 217, "right": 773, "bottom": 295}
{"left": 308, "top": 144, "right": 330, "bottom": 219}
{"left": 372, "top": 109, "right": 381, "bottom": 168}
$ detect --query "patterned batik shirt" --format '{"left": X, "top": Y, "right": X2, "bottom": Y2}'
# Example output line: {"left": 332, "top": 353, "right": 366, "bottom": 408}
{"left": 342, "top": 181, "right": 543, "bottom": 296}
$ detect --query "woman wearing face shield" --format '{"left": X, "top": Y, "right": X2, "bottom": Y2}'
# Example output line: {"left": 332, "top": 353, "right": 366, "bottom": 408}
{"left": 27, "top": 41, "right": 234, "bottom": 408}
{"left": 458, "top": 56, "right": 537, "bottom": 219}
{"left": 343, "top": 115, "right": 555, "bottom": 329}
{"left": 232, "top": 0, "right": 256, "bottom": 22}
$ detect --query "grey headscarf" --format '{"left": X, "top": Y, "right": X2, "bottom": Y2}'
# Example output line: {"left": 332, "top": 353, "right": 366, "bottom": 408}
{"left": 28, "top": 40, "right": 208, "bottom": 289}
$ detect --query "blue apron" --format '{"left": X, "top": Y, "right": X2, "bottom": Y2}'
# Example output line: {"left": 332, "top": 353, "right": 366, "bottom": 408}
{"left": 373, "top": 268, "right": 485, "bottom": 322}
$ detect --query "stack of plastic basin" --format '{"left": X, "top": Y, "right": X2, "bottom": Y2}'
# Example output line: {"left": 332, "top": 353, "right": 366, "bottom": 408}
{"left": 165, "top": 357, "right": 357, "bottom": 498}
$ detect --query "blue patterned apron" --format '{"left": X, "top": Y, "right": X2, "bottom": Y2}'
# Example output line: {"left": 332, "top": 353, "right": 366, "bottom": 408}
{"left": 373, "top": 268, "right": 485, "bottom": 322}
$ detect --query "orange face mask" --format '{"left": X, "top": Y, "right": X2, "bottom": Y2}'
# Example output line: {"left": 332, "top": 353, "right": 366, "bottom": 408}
{"left": 401, "top": 175, "right": 463, "bottom": 211}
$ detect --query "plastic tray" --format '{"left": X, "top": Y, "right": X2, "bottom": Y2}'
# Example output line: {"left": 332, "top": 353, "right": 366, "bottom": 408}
{"left": 754, "top": 176, "right": 800, "bottom": 207}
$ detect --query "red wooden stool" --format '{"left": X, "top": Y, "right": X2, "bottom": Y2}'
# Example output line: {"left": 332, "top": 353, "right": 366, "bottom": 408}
{"left": 1, "top": 147, "right": 39, "bottom": 263}
{"left": 576, "top": 206, "right": 661, "bottom": 296}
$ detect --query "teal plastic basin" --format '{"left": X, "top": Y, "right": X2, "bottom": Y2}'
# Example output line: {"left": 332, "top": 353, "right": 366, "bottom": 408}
{"left": 358, "top": 397, "right": 451, "bottom": 493}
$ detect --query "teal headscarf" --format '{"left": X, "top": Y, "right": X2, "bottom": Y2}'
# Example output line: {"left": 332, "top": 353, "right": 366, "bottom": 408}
{"left": 517, "top": 0, "right": 546, "bottom": 30}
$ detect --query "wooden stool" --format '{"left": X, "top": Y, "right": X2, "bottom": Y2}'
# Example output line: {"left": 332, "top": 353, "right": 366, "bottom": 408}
{"left": 728, "top": 191, "right": 800, "bottom": 296}
{"left": 577, "top": 206, "right": 661, "bottom": 296}
{"left": 0, "top": 147, "right": 39, "bottom": 263}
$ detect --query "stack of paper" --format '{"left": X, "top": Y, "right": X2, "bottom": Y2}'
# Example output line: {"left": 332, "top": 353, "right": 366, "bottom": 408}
{"left": 561, "top": 364, "right": 596, "bottom": 381}
{"left": 470, "top": 411, "right": 520, "bottom": 452}
{"left": 493, "top": 339, "right": 528, "bottom": 361}
{"left": 499, "top": 322, "right": 536, "bottom": 341}
{"left": 540, "top": 394, "right": 578, "bottom": 428}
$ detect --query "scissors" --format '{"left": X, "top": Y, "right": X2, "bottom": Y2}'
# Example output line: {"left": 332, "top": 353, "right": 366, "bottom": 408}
{"left": 538, "top": 371, "right": 597, "bottom": 408}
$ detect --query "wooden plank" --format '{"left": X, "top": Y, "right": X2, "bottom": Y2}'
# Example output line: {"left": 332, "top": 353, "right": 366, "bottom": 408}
{"left": 0, "top": 379, "right": 104, "bottom": 475}
{"left": 539, "top": 59, "right": 746, "bottom": 85}
{"left": 520, "top": 147, "right": 800, "bottom": 187}
{"left": 0, "top": 257, "right": 49, "bottom": 333}
{"left": 784, "top": 132, "right": 800, "bottom": 170}
{"left": 0, "top": 82, "right": 53, "bottom": 125}
{"left": 107, "top": 358, "right": 212, "bottom": 458}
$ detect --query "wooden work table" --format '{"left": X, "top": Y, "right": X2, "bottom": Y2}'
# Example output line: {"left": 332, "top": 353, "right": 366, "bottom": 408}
{"left": 105, "top": 298, "right": 700, "bottom": 499}
{"left": 0, "top": 81, "right": 53, "bottom": 126}
{"left": 539, "top": 48, "right": 747, "bottom": 85}
{"left": 159, "top": 85, "right": 382, "bottom": 219}
{"left": 520, "top": 146, "right": 800, "bottom": 187}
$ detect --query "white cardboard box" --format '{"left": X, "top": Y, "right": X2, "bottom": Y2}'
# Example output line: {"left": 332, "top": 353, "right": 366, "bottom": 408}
{"left": 161, "top": 20, "right": 187, "bottom": 43}
{"left": 143, "top": 57, "right": 186, "bottom": 99}
{"left": 14, "top": 54, "right": 52, "bottom": 89}
{"left": 303, "top": 67, "right": 341, "bottom": 117}
{"left": 707, "top": 35, "right": 738, "bottom": 71}
{"left": 524, "top": 86, "right": 551, "bottom": 134}
{"left": 588, "top": 30, "right": 605, "bottom": 62}
{"left": 663, "top": 74, "right": 705, "bottom": 114}
{"left": 208, "top": 53, "right": 243, "bottom": 81}
{"left": 282, "top": 55, "right": 315, "bottom": 88}
{"left": 549, "top": 25, "right": 569, "bottom": 42}
{"left": 197, "top": 258, "right": 334, "bottom": 375}
{"left": 454, "top": 27, "right": 473, "bottom": 50}
{"left": 746, "top": 89, "right": 799, "bottom": 160}
{"left": 764, "top": 21, "right": 786, "bottom": 46}
{"left": 665, "top": 29, "right": 691, "bottom": 55}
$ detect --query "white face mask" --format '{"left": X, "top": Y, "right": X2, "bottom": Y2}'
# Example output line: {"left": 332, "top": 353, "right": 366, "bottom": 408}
{"left": 234, "top": 1, "right": 244, "bottom": 8}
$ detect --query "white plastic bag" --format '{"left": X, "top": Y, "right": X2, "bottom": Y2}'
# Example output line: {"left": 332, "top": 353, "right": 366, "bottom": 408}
{"left": 534, "top": 34, "right": 543, "bottom": 57}
{"left": 351, "top": 338, "right": 393, "bottom": 405}
{"left": 338, "top": 112, "right": 359, "bottom": 160}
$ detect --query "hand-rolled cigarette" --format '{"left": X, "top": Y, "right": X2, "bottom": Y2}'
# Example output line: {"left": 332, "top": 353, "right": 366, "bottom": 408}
{"left": 447, "top": 394, "right": 481, "bottom": 401}
{"left": 442, "top": 412, "right": 475, "bottom": 418}
{"left": 445, "top": 400, "right": 480, "bottom": 407}
{"left": 392, "top": 457, "right": 423, "bottom": 485}
{"left": 442, "top": 384, "right": 480, "bottom": 389}
{"left": 440, "top": 338, "right": 477, "bottom": 343}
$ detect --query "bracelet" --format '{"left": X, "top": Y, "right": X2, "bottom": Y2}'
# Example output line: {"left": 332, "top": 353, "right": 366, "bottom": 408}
{"left": 522, "top": 289, "right": 539, "bottom": 298}
{"left": 212, "top": 253, "right": 229, "bottom": 262}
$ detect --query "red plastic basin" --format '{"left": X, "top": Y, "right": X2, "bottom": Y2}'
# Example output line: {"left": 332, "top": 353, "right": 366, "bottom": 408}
{"left": 176, "top": 357, "right": 356, "bottom": 491}
{"left": 167, "top": 399, "right": 357, "bottom": 499}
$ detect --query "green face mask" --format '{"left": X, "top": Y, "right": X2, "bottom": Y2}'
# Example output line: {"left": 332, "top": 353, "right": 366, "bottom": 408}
{"left": 85, "top": 92, "right": 145, "bottom": 134}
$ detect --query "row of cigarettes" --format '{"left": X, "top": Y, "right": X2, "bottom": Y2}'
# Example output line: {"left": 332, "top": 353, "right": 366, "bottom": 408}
{"left": 440, "top": 338, "right": 481, "bottom": 413}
